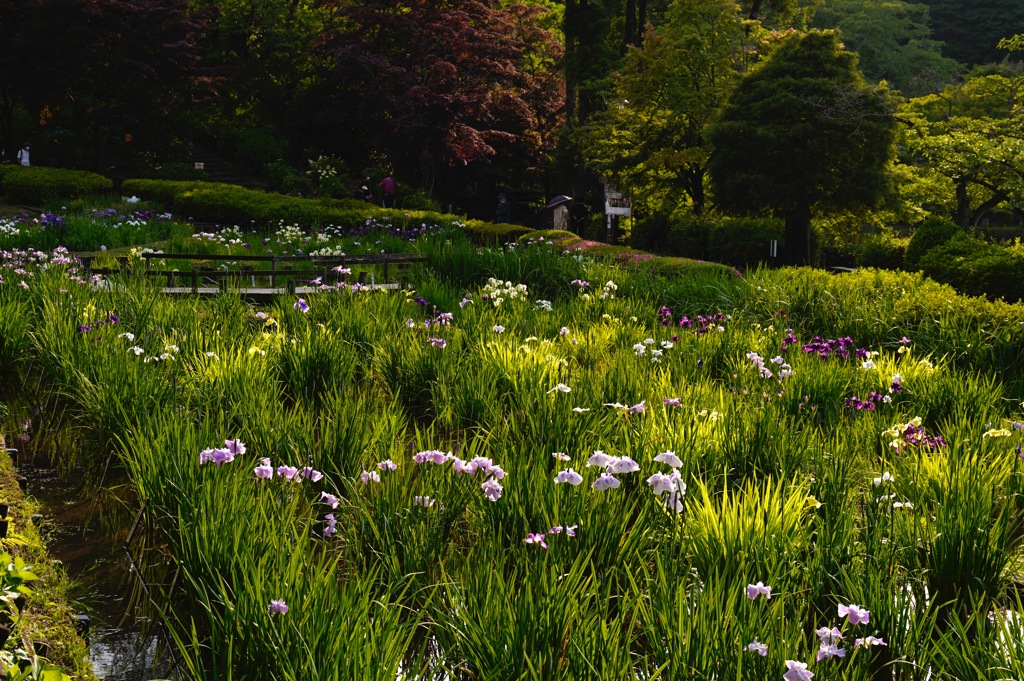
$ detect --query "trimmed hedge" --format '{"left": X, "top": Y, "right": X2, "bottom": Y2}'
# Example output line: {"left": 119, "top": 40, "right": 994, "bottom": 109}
{"left": 1, "top": 166, "right": 113, "bottom": 204}
{"left": 120, "top": 178, "right": 481, "bottom": 232}
{"left": 466, "top": 221, "right": 532, "bottom": 243}
{"left": 519, "top": 229, "right": 738, "bottom": 278}
{"left": 657, "top": 213, "right": 784, "bottom": 267}
{"left": 0, "top": 164, "right": 19, "bottom": 191}
{"left": 120, "top": 179, "right": 242, "bottom": 206}
{"left": 905, "top": 215, "right": 962, "bottom": 271}
{"left": 857, "top": 233, "right": 908, "bottom": 269}
{"left": 920, "top": 233, "right": 1024, "bottom": 302}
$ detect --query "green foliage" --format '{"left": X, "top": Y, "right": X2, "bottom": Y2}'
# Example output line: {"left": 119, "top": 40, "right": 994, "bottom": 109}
{"left": 121, "top": 180, "right": 462, "bottom": 231}
{"left": 264, "top": 160, "right": 311, "bottom": 196}
{"left": 905, "top": 214, "right": 962, "bottom": 270}
{"left": 900, "top": 66, "right": 1024, "bottom": 228}
{"left": 657, "top": 213, "right": 784, "bottom": 267}
{"left": 582, "top": 0, "right": 761, "bottom": 217}
{"left": 710, "top": 30, "right": 897, "bottom": 264}
{"left": 211, "top": 123, "right": 288, "bottom": 168}
{"left": 462, "top": 221, "right": 533, "bottom": 244}
{"left": 919, "top": 233, "right": 1024, "bottom": 302}
{"left": 915, "top": 0, "right": 1024, "bottom": 66}
{"left": 17, "top": 220, "right": 1024, "bottom": 677}
{"left": 708, "top": 217, "right": 785, "bottom": 267}
{"left": 119, "top": 179, "right": 240, "bottom": 206}
{"left": 857, "top": 232, "right": 908, "bottom": 269}
{"left": 811, "top": 0, "right": 961, "bottom": 96}
{"left": 1, "top": 167, "right": 113, "bottom": 204}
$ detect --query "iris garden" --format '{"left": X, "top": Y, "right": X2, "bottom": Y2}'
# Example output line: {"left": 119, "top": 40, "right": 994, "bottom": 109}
{"left": 4, "top": 213, "right": 1024, "bottom": 679}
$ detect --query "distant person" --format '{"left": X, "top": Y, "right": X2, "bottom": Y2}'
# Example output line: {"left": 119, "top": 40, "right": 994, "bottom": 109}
{"left": 378, "top": 176, "right": 397, "bottom": 208}
{"left": 495, "top": 194, "right": 511, "bottom": 223}
{"left": 570, "top": 203, "right": 590, "bottom": 235}
{"left": 357, "top": 177, "right": 374, "bottom": 202}
{"left": 16, "top": 144, "right": 30, "bottom": 166}
{"left": 553, "top": 203, "right": 569, "bottom": 230}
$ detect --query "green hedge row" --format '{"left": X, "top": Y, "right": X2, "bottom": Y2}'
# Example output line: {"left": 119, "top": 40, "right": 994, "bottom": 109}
{"left": 120, "top": 178, "right": 499, "bottom": 235}
{"left": 518, "top": 229, "right": 738, "bottom": 278}
{"left": 1, "top": 166, "right": 113, "bottom": 204}
{"left": 857, "top": 214, "right": 1024, "bottom": 303}
{"left": 119, "top": 179, "right": 241, "bottom": 206}
{"left": 631, "top": 212, "right": 785, "bottom": 268}
{"left": 920, "top": 234, "right": 1024, "bottom": 303}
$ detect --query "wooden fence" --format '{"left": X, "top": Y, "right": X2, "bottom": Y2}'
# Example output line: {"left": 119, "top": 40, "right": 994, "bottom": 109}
{"left": 77, "top": 252, "right": 428, "bottom": 300}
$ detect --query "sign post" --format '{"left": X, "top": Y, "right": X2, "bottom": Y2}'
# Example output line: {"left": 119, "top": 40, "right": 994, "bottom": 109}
{"left": 603, "top": 181, "right": 631, "bottom": 244}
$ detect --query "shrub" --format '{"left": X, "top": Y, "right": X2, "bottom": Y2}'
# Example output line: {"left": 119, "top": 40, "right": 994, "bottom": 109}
{"left": 2, "top": 166, "right": 113, "bottom": 204}
{"left": 661, "top": 214, "right": 783, "bottom": 267}
{"left": 663, "top": 212, "right": 713, "bottom": 260}
{"left": 920, "top": 234, "right": 1024, "bottom": 302}
{"left": 214, "top": 124, "right": 287, "bottom": 167}
{"left": 630, "top": 212, "right": 674, "bottom": 252}
{"left": 120, "top": 179, "right": 242, "bottom": 206}
{"left": 264, "top": 159, "right": 311, "bottom": 196}
{"left": 905, "top": 215, "right": 963, "bottom": 271}
{"left": 398, "top": 187, "right": 442, "bottom": 212}
{"left": 858, "top": 232, "right": 908, "bottom": 269}
{"left": 708, "top": 216, "right": 784, "bottom": 267}
{"left": 463, "top": 221, "right": 532, "bottom": 243}
{"left": 0, "top": 164, "right": 18, "bottom": 192}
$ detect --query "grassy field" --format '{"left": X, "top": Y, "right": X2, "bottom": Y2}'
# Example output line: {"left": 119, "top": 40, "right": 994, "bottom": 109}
{"left": 5, "top": 218, "right": 1024, "bottom": 679}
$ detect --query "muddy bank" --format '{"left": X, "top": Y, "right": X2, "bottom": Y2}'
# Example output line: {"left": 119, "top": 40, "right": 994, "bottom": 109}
{"left": 0, "top": 436, "right": 93, "bottom": 678}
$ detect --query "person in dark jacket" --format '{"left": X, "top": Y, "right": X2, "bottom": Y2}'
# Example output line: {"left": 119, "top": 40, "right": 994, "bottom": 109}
{"left": 495, "top": 194, "right": 511, "bottom": 223}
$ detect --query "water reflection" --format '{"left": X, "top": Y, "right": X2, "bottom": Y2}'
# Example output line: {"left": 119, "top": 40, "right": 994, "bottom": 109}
{"left": 25, "top": 458, "right": 177, "bottom": 680}
{"left": 89, "top": 627, "right": 176, "bottom": 681}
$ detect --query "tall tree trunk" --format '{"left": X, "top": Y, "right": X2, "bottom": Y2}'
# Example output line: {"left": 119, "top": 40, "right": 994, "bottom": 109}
{"left": 955, "top": 177, "right": 971, "bottom": 228}
{"left": 623, "top": 0, "right": 635, "bottom": 54}
{"left": 564, "top": 0, "right": 578, "bottom": 126}
{"left": 784, "top": 203, "right": 812, "bottom": 265}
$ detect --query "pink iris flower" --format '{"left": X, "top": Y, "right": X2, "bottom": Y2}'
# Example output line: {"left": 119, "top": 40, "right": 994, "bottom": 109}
{"left": 745, "top": 582, "right": 772, "bottom": 600}
{"left": 838, "top": 603, "right": 870, "bottom": 625}
{"left": 253, "top": 458, "right": 274, "bottom": 479}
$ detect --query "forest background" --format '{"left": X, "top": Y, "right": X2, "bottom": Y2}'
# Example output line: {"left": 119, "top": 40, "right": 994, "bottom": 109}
{"left": 2, "top": 0, "right": 1023, "bottom": 265}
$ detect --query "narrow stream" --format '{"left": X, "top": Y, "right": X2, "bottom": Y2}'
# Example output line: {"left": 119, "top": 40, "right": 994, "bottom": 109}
{"left": 19, "top": 449, "right": 178, "bottom": 680}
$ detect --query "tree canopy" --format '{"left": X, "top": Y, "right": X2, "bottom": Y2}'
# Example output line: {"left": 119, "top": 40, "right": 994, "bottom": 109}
{"left": 709, "top": 29, "right": 897, "bottom": 264}
{"left": 899, "top": 61, "right": 1024, "bottom": 227}
{"left": 582, "top": 0, "right": 762, "bottom": 220}
{"left": 0, "top": 0, "right": 206, "bottom": 164}
{"left": 915, "top": 0, "right": 1024, "bottom": 67}
{"left": 318, "top": 0, "right": 563, "bottom": 193}
{"left": 811, "top": 0, "right": 960, "bottom": 96}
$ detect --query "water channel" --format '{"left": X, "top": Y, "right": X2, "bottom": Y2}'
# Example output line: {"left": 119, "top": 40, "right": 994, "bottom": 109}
{"left": 22, "top": 450, "right": 178, "bottom": 680}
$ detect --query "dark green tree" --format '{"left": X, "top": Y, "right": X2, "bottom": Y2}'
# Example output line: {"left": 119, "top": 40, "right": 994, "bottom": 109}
{"left": 916, "top": 0, "right": 1024, "bottom": 66}
{"left": 709, "top": 30, "right": 896, "bottom": 264}
{"left": 811, "top": 0, "right": 960, "bottom": 95}
{"left": 583, "top": 0, "right": 763, "bottom": 218}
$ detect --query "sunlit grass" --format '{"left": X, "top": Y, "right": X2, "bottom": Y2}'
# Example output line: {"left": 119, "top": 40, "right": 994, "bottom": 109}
{"left": 6, "top": 237, "right": 1024, "bottom": 678}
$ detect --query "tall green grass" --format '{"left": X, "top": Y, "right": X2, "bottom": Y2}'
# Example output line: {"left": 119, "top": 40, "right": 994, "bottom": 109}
{"left": 7, "top": 246, "right": 1024, "bottom": 678}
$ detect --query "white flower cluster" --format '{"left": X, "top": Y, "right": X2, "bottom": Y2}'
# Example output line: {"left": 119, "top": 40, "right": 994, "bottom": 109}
{"left": 600, "top": 280, "right": 618, "bottom": 299}
{"left": 746, "top": 352, "right": 794, "bottom": 380}
{"left": 192, "top": 226, "right": 246, "bottom": 245}
{"left": 275, "top": 223, "right": 304, "bottom": 243}
{"left": 481, "top": 278, "right": 528, "bottom": 307}
{"left": 633, "top": 337, "right": 672, "bottom": 363}
{"left": 309, "top": 245, "right": 348, "bottom": 257}
{"left": 0, "top": 218, "right": 21, "bottom": 238}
